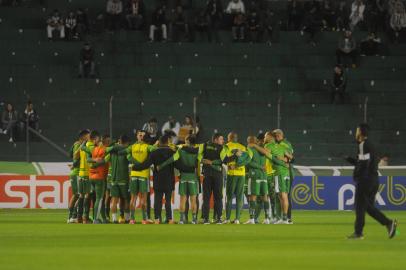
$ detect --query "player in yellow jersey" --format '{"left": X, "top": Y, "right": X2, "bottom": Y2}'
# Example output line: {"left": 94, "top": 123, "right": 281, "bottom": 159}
{"left": 126, "top": 130, "right": 154, "bottom": 224}
{"left": 67, "top": 129, "right": 89, "bottom": 223}
{"left": 220, "top": 132, "right": 251, "bottom": 224}
{"left": 77, "top": 130, "right": 96, "bottom": 223}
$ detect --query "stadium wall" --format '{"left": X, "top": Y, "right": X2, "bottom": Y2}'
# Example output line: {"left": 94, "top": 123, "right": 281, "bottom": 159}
{"left": 0, "top": 174, "right": 404, "bottom": 210}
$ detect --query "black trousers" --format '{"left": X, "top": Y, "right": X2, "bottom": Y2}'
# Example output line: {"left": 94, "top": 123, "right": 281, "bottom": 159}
{"left": 146, "top": 192, "right": 151, "bottom": 219}
{"left": 154, "top": 190, "right": 172, "bottom": 222}
{"left": 354, "top": 180, "right": 391, "bottom": 235}
{"left": 202, "top": 174, "right": 223, "bottom": 220}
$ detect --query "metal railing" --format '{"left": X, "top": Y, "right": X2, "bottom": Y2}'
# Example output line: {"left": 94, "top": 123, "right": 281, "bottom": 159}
{"left": 25, "top": 125, "right": 69, "bottom": 162}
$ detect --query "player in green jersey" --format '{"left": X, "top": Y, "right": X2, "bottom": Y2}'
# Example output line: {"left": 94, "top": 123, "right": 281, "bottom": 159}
{"left": 243, "top": 136, "right": 270, "bottom": 224}
{"left": 78, "top": 130, "right": 96, "bottom": 223}
{"left": 274, "top": 130, "right": 295, "bottom": 224}
{"left": 272, "top": 129, "right": 294, "bottom": 224}
{"left": 107, "top": 135, "right": 131, "bottom": 224}
{"left": 67, "top": 129, "right": 89, "bottom": 223}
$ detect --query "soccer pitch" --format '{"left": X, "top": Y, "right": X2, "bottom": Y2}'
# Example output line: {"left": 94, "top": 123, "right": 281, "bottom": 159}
{"left": 0, "top": 210, "right": 404, "bottom": 270}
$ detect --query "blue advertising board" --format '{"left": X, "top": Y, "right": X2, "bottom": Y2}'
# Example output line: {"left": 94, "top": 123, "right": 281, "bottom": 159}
{"left": 291, "top": 176, "right": 406, "bottom": 210}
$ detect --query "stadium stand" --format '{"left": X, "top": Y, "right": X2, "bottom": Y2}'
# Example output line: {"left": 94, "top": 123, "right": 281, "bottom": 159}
{"left": 0, "top": 0, "right": 406, "bottom": 165}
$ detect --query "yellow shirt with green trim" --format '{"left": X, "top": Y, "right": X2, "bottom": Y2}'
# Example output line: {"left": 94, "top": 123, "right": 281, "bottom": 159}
{"left": 127, "top": 142, "right": 154, "bottom": 178}
{"left": 221, "top": 142, "right": 247, "bottom": 176}
{"left": 79, "top": 141, "right": 95, "bottom": 177}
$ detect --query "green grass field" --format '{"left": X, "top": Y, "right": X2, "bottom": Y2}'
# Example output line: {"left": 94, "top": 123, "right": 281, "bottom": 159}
{"left": 0, "top": 209, "right": 404, "bottom": 270}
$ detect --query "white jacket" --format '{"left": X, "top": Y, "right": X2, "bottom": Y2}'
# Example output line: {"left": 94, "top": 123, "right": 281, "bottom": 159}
{"left": 226, "top": 1, "right": 245, "bottom": 14}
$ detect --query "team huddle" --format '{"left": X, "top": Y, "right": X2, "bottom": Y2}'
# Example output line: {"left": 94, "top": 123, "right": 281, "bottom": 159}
{"left": 67, "top": 128, "right": 294, "bottom": 225}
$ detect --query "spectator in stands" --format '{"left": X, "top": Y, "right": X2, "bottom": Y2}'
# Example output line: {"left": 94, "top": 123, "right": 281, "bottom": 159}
{"left": 335, "top": 1, "right": 349, "bottom": 31}
{"left": 78, "top": 42, "right": 96, "bottom": 78}
{"left": 161, "top": 116, "right": 180, "bottom": 144}
{"left": 320, "top": 0, "right": 336, "bottom": 31}
{"left": 47, "top": 9, "right": 65, "bottom": 40}
{"left": 149, "top": 6, "right": 168, "bottom": 42}
{"left": 76, "top": 8, "right": 89, "bottom": 39}
{"left": 389, "top": 0, "right": 406, "bottom": 42}
{"left": 365, "top": 0, "right": 385, "bottom": 33}
{"left": 264, "top": 8, "right": 279, "bottom": 45}
{"left": 170, "top": 5, "right": 190, "bottom": 42}
{"left": 125, "top": 0, "right": 145, "bottom": 30}
{"left": 226, "top": 0, "right": 246, "bottom": 42}
{"left": 178, "top": 116, "right": 198, "bottom": 144}
{"left": 194, "top": 10, "right": 210, "bottom": 42}
{"left": 336, "top": 30, "right": 357, "bottom": 68}
{"left": 1, "top": 103, "right": 18, "bottom": 143}
{"left": 106, "top": 0, "right": 123, "bottom": 32}
{"left": 183, "top": 116, "right": 196, "bottom": 133}
{"left": 247, "top": 10, "right": 261, "bottom": 43}
{"left": 301, "top": 4, "right": 321, "bottom": 46}
{"left": 142, "top": 117, "right": 159, "bottom": 143}
{"left": 360, "top": 32, "right": 382, "bottom": 56}
{"left": 205, "top": 0, "right": 223, "bottom": 43}
{"left": 287, "top": 0, "right": 302, "bottom": 31}
{"left": 22, "top": 101, "right": 40, "bottom": 132}
{"left": 349, "top": 0, "right": 365, "bottom": 31}
{"left": 330, "top": 65, "right": 347, "bottom": 104}
{"left": 65, "top": 11, "right": 78, "bottom": 41}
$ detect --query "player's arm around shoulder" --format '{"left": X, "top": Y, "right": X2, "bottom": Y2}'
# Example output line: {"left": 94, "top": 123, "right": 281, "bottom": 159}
{"left": 157, "top": 149, "right": 180, "bottom": 171}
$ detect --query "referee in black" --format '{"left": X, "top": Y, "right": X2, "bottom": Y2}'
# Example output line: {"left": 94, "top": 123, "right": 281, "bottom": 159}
{"left": 345, "top": 123, "right": 398, "bottom": 239}
{"left": 200, "top": 133, "right": 225, "bottom": 224}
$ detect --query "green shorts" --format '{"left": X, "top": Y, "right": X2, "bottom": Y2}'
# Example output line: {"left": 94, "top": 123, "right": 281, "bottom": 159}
{"left": 247, "top": 177, "right": 268, "bottom": 196}
{"left": 111, "top": 183, "right": 129, "bottom": 199}
{"left": 78, "top": 176, "right": 91, "bottom": 194}
{"left": 70, "top": 174, "right": 79, "bottom": 195}
{"left": 179, "top": 179, "right": 199, "bottom": 196}
{"left": 130, "top": 177, "right": 149, "bottom": 195}
{"left": 275, "top": 174, "right": 290, "bottom": 193}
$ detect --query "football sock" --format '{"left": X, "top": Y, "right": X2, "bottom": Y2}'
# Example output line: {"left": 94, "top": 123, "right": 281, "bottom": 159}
{"left": 264, "top": 200, "right": 270, "bottom": 219}
{"left": 180, "top": 212, "right": 185, "bottom": 222}
{"left": 83, "top": 197, "right": 90, "bottom": 219}
{"left": 249, "top": 201, "right": 256, "bottom": 219}
{"left": 77, "top": 197, "right": 84, "bottom": 218}
{"left": 255, "top": 200, "right": 263, "bottom": 219}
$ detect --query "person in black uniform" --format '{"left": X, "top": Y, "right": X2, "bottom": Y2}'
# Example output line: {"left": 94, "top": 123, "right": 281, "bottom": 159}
{"left": 133, "top": 134, "right": 175, "bottom": 224}
{"left": 200, "top": 133, "right": 225, "bottom": 224}
{"left": 345, "top": 123, "right": 398, "bottom": 239}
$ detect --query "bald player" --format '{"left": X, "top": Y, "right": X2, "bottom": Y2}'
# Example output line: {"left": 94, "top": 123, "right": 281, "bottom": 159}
{"left": 272, "top": 129, "right": 294, "bottom": 224}
{"left": 244, "top": 135, "right": 270, "bottom": 224}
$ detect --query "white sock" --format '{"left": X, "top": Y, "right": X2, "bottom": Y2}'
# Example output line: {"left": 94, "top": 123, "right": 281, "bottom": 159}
{"left": 124, "top": 212, "right": 130, "bottom": 221}
{"left": 112, "top": 213, "right": 117, "bottom": 222}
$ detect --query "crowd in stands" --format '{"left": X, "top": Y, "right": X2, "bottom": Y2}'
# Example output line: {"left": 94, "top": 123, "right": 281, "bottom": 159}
{"left": 1, "top": 101, "right": 40, "bottom": 143}
{"left": 143, "top": 115, "right": 202, "bottom": 145}
{"left": 3, "top": 1, "right": 406, "bottom": 108}
{"left": 36, "top": 0, "right": 406, "bottom": 43}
